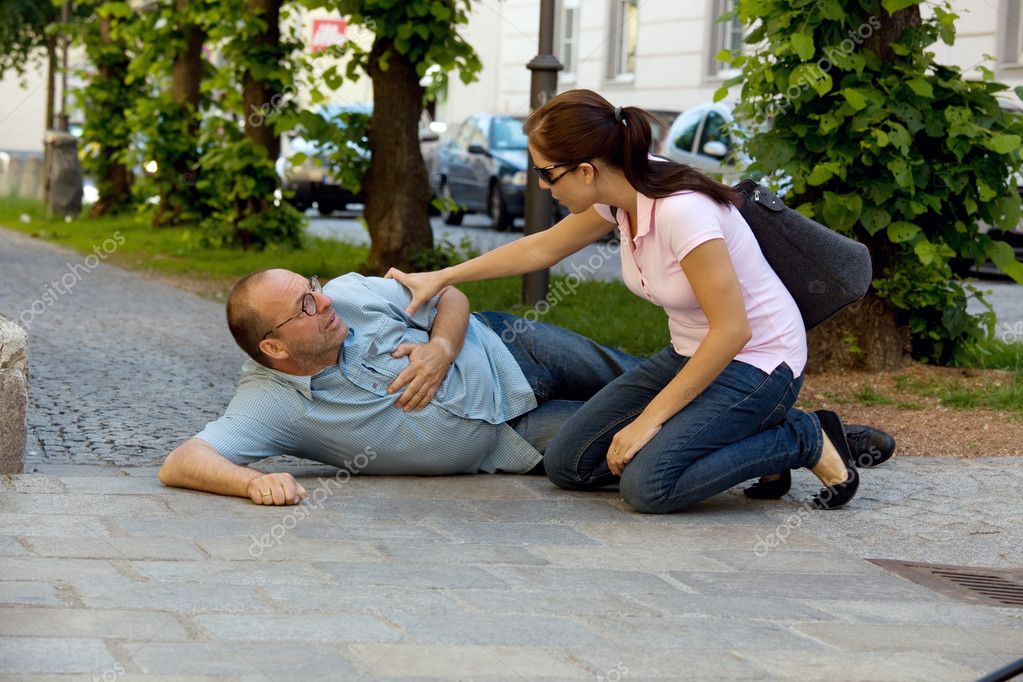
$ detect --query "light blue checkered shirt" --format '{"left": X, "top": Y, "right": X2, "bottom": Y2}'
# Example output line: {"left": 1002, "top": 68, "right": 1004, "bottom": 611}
{"left": 196, "top": 273, "right": 541, "bottom": 474}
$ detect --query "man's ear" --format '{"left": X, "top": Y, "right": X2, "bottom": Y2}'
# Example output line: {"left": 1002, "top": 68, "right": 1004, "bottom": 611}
{"left": 259, "top": 337, "right": 290, "bottom": 362}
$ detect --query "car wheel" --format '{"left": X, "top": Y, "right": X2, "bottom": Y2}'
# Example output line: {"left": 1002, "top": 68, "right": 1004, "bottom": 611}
{"left": 317, "top": 203, "right": 334, "bottom": 217}
{"left": 440, "top": 180, "right": 464, "bottom": 226}
{"left": 489, "top": 183, "right": 512, "bottom": 231}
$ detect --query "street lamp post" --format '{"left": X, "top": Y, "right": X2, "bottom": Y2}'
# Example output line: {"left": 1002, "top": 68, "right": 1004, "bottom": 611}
{"left": 522, "top": 0, "right": 562, "bottom": 306}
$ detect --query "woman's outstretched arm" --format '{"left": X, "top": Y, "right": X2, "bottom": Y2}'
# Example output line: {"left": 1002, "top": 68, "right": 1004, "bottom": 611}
{"left": 387, "top": 205, "right": 615, "bottom": 314}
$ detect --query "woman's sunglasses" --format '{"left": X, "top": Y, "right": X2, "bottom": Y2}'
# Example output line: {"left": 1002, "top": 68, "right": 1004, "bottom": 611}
{"left": 533, "top": 160, "right": 585, "bottom": 185}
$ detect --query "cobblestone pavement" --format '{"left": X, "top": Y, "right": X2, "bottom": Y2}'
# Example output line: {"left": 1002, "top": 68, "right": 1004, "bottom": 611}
{"left": 1, "top": 226, "right": 243, "bottom": 468}
{"left": 1, "top": 225, "right": 1022, "bottom": 680}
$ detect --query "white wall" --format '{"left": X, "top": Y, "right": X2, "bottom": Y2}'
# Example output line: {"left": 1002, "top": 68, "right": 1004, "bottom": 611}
{"left": 0, "top": 62, "right": 51, "bottom": 155}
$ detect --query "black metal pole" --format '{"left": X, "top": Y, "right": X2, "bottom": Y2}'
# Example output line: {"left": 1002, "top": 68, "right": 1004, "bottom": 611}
{"left": 975, "top": 656, "right": 1023, "bottom": 682}
{"left": 522, "top": 0, "right": 562, "bottom": 306}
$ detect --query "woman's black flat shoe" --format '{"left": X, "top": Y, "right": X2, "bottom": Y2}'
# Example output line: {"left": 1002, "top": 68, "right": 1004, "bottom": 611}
{"left": 811, "top": 410, "right": 859, "bottom": 510}
{"left": 743, "top": 470, "right": 791, "bottom": 499}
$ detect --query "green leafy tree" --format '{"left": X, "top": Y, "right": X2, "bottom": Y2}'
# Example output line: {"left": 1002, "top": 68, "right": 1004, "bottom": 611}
{"left": 196, "top": 0, "right": 304, "bottom": 249}
{"left": 303, "top": 0, "right": 481, "bottom": 272}
{"left": 74, "top": 1, "right": 143, "bottom": 216}
{"left": 126, "top": 0, "right": 215, "bottom": 228}
{"left": 718, "top": 0, "right": 1023, "bottom": 368}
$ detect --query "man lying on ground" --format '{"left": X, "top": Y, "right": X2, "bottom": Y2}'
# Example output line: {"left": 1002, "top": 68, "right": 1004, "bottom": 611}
{"left": 157, "top": 268, "right": 894, "bottom": 506}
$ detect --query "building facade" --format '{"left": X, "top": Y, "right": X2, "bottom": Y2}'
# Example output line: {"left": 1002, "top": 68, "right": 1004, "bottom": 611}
{"left": 441, "top": 0, "right": 1023, "bottom": 124}
{"left": 1, "top": 1, "right": 1020, "bottom": 153}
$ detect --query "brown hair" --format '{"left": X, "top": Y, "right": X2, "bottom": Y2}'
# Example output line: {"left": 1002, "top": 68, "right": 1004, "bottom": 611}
{"left": 524, "top": 89, "right": 738, "bottom": 207}
{"left": 227, "top": 269, "right": 275, "bottom": 368}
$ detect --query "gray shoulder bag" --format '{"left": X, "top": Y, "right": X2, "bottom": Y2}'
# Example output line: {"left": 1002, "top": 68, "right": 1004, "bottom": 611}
{"left": 732, "top": 179, "right": 872, "bottom": 330}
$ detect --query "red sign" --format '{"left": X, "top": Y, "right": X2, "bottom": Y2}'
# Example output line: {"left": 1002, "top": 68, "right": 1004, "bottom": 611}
{"left": 310, "top": 19, "right": 347, "bottom": 52}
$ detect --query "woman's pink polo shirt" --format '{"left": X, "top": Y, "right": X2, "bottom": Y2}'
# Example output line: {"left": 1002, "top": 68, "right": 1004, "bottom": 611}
{"left": 594, "top": 190, "right": 807, "bottom": 377}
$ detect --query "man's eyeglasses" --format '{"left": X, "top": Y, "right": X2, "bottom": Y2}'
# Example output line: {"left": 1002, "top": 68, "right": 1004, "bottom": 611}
{"left": 534, "top": 160, "right": 585, "bottom": 185}
{"left": 262, "top": 276, "right": 321, "bottom": 340}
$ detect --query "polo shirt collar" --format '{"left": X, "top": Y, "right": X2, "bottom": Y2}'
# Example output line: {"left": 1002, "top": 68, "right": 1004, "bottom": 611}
{"left": 628, "top": 193, "right": 655, "bottom": 244}
{"left": 242, "top": 359, "right": 314, "bottom": 400}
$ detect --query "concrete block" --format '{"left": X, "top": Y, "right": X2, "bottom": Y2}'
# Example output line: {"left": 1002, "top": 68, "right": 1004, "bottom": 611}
{"left": 347, "top": 643, "right": 586, "bottom": 678}
{"left": 568, "top": 647, "right": 765, "bottom": 680}
{"left": 261, "top": 583, "right": 456, "bottom": 615}
{"left": 0, "top": 557, "right": 123, "bottom": 581}
{"left": 193, "top": 612, "right": 402, "bottom": 643}
{"left": 0, "top": 513, "right": 111, "bottom": 538}
{"left": 388, "top": 611, "right": 610, "bottom": 647}
{"left": 427, "top": 520, "right": 600, "bottom": 546}
{"left": 747, "top": 650, "right": 983, "bottom": 681}
{"left": 0, "top": 536, "right": 28, "bottom": 556}
{"left": 670, "top": 570, "right": 949, "bottom": 602}
{"left": 577, "top": 521, "right": 829, "bottom": 550}
{"left": 0, "top": 581, "right": 66, "bottom": 607}
{"left": 0, "top": 606, "right": 189, "bottom": 640}
{"left": 791, "top": 623, "right": 1023, "bottom": 655}
{"left": 0, "top": 315, "right": 28, "bottom": 475}
{"left": 129, "top": 642, "right": 360, "bottom": 678}
{"left": 0, "top": 637, "right": 119, "bottom": 674}
{"left": 448, "top": 589, "right": 659, "bottom": 618}
{"left": 374, "top": 541, "right": 549, "bottom": 566}
{"left": 527, "top": 545, "right": 734, "bottom": 573}
{"left": 73, "top": 577, "right": 270, "bottom": 613}
{"left": 194, "top": 536, "right": 381, "bottom": 563}
{"left": 312, "top": 561, "right": 508, "bottom": 590}
{"left": 130, "top": 559, "right": 332, "bottom": 586}
{"left": 20, "top": 535, "right": 207, "bottom": 561}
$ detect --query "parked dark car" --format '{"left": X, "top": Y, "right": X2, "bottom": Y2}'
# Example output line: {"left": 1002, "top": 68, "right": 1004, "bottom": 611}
{"left": 433, "top": 114, "right": 535, "bottom": 230}
{"left": 278, "top": 105, "right": 438, "bottom": 216}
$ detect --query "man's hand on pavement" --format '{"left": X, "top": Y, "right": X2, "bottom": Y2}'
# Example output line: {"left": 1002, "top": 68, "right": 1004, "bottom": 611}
{"left": 246, "top": 472, "right": 308, "bottom": 506}
{"left": 388, "top": 339, "right": 455, "bottom": 411}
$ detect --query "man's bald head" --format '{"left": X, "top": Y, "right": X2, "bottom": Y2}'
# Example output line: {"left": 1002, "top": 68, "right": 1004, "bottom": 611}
{"left": 226, "top": 268, "right": 282, "bottom": 367}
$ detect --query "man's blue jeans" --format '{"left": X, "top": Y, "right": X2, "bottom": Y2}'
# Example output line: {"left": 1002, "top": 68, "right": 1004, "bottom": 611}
{"left": 543, "top": 345, "right": 825, "bottom": 513}
{"left": 473, "top": 311, "right": 642, "bottom": 455}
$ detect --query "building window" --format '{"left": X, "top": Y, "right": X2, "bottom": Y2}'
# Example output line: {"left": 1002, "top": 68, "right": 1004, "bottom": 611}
{"left": 708, "top": 0, "right": 743, "bottom": 76}
{"left": 609, "top": 0, "right": 638, "bottom": 80}
{"left": 1004, "top": 0, "right": 1023, "bottom": 64}
{"left": 559, "top": 0, "right": 580, "bottom": 81}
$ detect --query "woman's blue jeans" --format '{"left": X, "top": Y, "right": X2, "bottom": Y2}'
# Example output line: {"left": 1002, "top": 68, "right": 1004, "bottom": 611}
{"left": 543, "top": 345, "right": 825, "bottom": 514}
{"left": 473, "top": 311, "right": 643, "bottom": 455}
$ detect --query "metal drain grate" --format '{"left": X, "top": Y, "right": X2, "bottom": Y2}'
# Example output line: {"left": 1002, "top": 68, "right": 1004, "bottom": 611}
{"left": 869, "top": 560, "right": 1023, "bottom": 608}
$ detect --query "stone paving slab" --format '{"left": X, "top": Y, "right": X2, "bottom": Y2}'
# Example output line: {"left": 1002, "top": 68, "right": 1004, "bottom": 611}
{"left": 4, "top": 465, "right": 1017, "bottom": 679}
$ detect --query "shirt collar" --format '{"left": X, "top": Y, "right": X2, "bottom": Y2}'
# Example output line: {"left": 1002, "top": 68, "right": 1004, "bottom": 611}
{"left": 241, "top": 359, "right": 315, "bottom": 401}
{"left": 633, "top": 193, "right": 654, "bottom": 242}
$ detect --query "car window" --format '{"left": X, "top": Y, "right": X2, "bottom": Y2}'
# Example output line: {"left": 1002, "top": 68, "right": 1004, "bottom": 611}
{"left": 699, "top": 111, "right": 731, "bottom": 150}
{"left": 671, "top": 109, "right": 703, "bottom": 154}
{"left": 452, "top": 120, "right": 474, "bottom": 150}
{"left": 469, "top": 117, "right": 489, "bottom": 149}
{"left": 490, "top": 118, "right": 527, "bottom": 150}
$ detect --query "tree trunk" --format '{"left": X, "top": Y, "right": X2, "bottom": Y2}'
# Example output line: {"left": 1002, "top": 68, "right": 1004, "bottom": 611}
{"left": 363, "top": 39, "right": 433, "bottom": 273}
{"left": 154, "top": 0, "right": 204, "bottom": 228}
{"left": 42, "top": 35, "right": 57, "bottom": 206}
{"left": 805, "top": 291, "right": 912, "bottom": 373}
{"left": 90, "top": 13, "right": 133, "bottom": 217}
{"left": 242, "top": 0, "right": 282, "bottom": 162}
{"left": 804, "top": 5, "right": 922, "bottom": 373}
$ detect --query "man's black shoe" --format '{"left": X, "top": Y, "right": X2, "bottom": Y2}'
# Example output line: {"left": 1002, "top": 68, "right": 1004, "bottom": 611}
{"left": 845, "top": 424, "right": 896, "bottom": 468}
